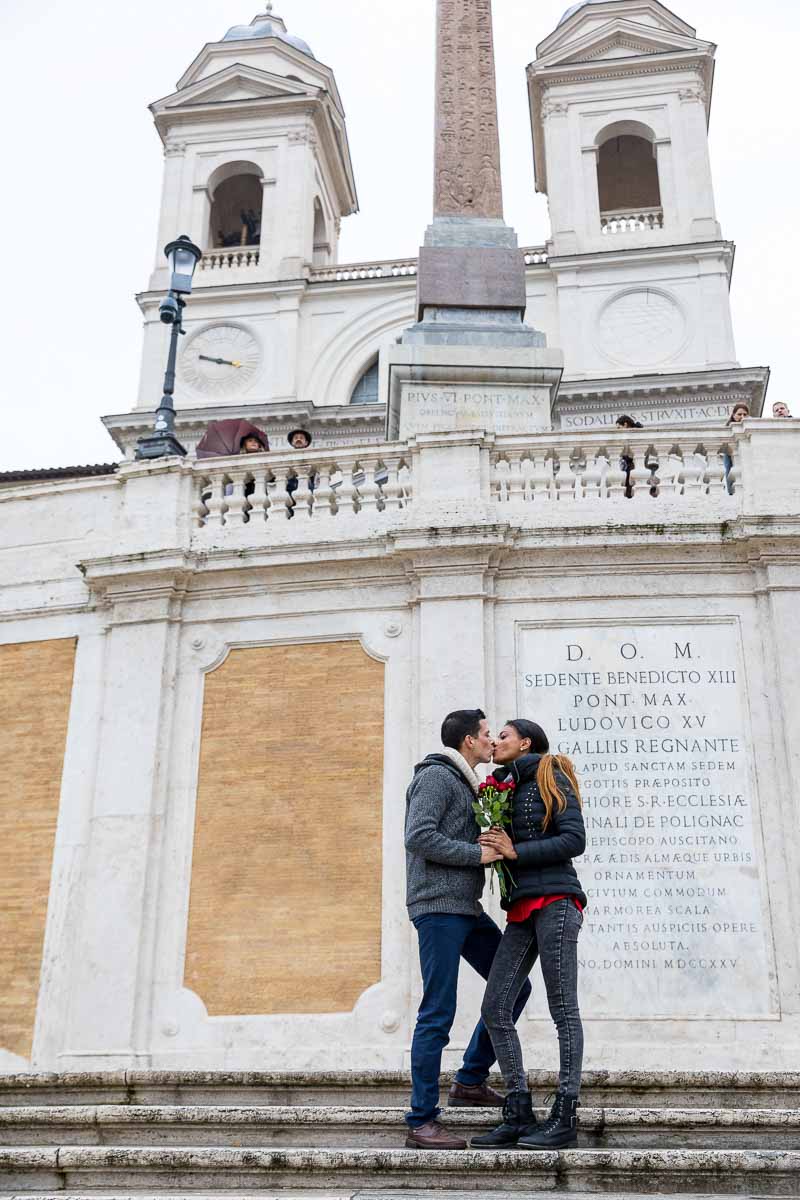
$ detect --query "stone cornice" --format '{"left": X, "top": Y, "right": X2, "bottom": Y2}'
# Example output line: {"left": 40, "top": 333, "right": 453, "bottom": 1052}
{"left": 548, "top": 239, "right": 735, "bottom": 273}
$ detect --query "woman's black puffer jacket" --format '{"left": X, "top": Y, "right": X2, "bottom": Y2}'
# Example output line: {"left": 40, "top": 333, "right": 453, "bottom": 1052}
{"left": 494, "top": 753, "right": 588, "bottom": 911}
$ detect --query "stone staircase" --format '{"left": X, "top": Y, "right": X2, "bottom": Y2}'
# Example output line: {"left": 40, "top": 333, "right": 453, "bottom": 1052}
{"left": 0, "top": 1070, "right": 798, "bottom": 1197}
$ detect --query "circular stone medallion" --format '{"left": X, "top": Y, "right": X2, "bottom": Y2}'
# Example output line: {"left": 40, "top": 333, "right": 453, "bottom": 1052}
{"left": 596, "top": 289, "right": 686, "bottom": 368}
{"left": 180, "top": 324, "right": 262, "bottom": 397}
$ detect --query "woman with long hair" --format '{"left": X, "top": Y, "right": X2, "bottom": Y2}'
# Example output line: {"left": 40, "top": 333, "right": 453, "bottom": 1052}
{"left": 471, "top": 719, "right": 587, "bottom": 1151}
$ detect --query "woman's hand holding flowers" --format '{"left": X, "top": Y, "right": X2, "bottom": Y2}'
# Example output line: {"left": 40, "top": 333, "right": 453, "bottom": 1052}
{"left": 480, "top": 827, "right": 518, "bottom": 861}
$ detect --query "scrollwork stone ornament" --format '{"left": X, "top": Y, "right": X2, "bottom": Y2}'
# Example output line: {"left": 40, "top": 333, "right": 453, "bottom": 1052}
{"left": 383, "top": 621, "right": 403, "bottom": 639}
{"left": 541, "top": 97, "right": 569, "bottom": 121}
{"left": 679, "top": 84, "right": 707, "bottom": 105}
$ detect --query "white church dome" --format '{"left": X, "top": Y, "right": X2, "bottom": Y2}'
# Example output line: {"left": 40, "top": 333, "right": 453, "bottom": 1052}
{"left": 558, "top": 1, "right": 613, "bottom": 25}
{"left": 222, "top": 11, "right": 315, "bottom": 58}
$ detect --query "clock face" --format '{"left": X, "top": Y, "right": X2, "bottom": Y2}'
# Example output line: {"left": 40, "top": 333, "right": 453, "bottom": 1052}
{"left": 180, "top": 324, "right": 262, "bottom": 397}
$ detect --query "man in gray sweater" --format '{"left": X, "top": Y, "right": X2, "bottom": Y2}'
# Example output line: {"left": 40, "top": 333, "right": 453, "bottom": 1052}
{"left": 404, "top": 709, "right": 532, "bottom": 1149}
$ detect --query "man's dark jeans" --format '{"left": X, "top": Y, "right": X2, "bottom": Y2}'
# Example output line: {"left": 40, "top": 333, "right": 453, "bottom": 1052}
{"left": 406, "top": 911, "right": 532, "bottom": 1129}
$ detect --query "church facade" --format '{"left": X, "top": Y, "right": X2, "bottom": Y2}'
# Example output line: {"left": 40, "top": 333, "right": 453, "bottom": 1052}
{"left": 1, "top": 0, "right": 798, "bottom": 1080}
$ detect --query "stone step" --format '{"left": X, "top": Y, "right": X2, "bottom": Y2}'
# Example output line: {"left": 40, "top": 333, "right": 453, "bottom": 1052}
{"left": 0, "top": 1104, "right": 798, "bottom": 1151}
{"left": 1, "top": 1145, "right": 799, "bottom": 1196}
{"left": 1, "top": 1070, "right": 797, "bottom": 1109}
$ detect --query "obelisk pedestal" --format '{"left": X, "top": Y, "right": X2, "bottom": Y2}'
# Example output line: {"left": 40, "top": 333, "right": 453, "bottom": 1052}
{"left": 386, "top": 0, "right": 562, "bottom": 440}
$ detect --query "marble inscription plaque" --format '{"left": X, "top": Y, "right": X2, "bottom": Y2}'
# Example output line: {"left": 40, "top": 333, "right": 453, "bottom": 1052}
{"left": 517, "top": 621, "right": 775, "bottom": 1019}
{"left": 434, "top": 0, "right": 504, "bottom": 219}
{"left": 559, "top": 403, "right": 738, "bottom": 430}
{"left": 399, "top": 382, "right": 551, "bottom": 439}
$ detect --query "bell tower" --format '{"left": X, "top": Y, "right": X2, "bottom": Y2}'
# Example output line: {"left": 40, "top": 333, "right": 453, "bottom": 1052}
{"left": 527, "top": 0, "right": 741, "bottom": 384}
{"left": 134, "top": 8, "right": 357, "bottom": 413}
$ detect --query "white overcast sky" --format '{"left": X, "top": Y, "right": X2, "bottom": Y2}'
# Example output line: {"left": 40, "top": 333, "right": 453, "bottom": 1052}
{"left": 0, "top": 0, "right": 795, "bottom": 471}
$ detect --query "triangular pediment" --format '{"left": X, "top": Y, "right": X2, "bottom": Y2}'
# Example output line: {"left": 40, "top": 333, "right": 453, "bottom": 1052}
{"left": 546, "top": 21, "right": 710, "bottom": 68}
{"left": 152, "top": 64, "right": 313, "bottom": 115}
{"left": 536, "top": 1, "right": 711, "bottom": 65}
{"left": 538, "top": 17, "right": 712, "bottom": 69}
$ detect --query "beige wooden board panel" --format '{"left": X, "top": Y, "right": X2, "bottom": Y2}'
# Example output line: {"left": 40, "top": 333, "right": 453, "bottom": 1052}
{"left": 0, "top": 638, "right": 76, "bottom": 1058}
{"left": 186, "top": 641, "right": 384, "bottom": 1016}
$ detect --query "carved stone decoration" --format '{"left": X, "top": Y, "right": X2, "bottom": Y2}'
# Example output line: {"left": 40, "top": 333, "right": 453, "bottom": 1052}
{"left": 541, "top": 97, "right": 569, "bottom": 121}
{"left": 679, "top": 84, "right": 708, "bottom": 105}
{"left": 434, "top": 0, "right": 504, "bottom": 220}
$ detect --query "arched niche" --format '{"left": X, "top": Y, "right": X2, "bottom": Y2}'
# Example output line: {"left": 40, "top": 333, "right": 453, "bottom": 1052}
{"left": 207, "top": 161, "right": 264, "bottom": 249}
{"left": 595, "top": 121, "right": 662, "bottom": 220}
{"left": 312, "top": 197, "right": 331, "bottom": 267}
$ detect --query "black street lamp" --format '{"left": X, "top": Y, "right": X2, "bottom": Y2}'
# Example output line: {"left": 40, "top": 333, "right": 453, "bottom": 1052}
{"left": 135, "top": 234, "right": 203, "bottom": 460}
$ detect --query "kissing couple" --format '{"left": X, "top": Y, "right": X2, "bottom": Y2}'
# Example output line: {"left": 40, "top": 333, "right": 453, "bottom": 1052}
{"left": 404, "top": 708, "right": 587, "bottom": 1151}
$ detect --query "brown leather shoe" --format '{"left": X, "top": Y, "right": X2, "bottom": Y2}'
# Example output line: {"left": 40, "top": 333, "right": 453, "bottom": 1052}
{"left": 405, "top": 1120, "right": 467, "bottom": 1149}
{"left": 448, "top": 1080, "right": 505, "bottom": 1107}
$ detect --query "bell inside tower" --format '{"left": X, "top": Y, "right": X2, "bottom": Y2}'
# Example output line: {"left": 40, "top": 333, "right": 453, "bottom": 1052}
{"left": 210, "top": 167, "right": 264, "bottom": 249}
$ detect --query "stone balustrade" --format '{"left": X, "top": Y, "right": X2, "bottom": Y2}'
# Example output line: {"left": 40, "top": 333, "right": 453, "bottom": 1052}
{"left": 194, "top": 247, "right": 549, "bottom": 284}
{"left": 490, "top": 428, "right": 738, "bottom": 503}
{"left": 600, "top": 207, "right": 665, "bottom": 234}
{"left": 180, "top": 421, "right": 800, "bottom": 545}
{"left": 193, "top": 447, "right": 413, "bottom": 531}
{"left": 310, "top": 259, "right": 418, "bottom": 283}
{"left": 199, "top": 246, "right": 261, "bottom": 272}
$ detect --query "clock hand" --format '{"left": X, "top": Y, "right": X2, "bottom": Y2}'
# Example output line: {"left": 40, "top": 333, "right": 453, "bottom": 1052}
{"left": 198, "top": 354, "right": 243, "bottom": 368}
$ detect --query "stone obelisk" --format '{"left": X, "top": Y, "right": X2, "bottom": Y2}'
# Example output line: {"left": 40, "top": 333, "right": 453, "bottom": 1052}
{"left": 386, "top": 0, "right": 562, "bottom": 440}
{"left": 405, "top": 0, "right": 543, "bottom": 348}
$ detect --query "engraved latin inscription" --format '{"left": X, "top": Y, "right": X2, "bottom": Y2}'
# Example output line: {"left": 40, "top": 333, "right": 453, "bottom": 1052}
{"left": 518, "top": 622, "right": 775, "bottom": 1020}
{"left": 435, "top": 0, "right": 504, "bottom": 219}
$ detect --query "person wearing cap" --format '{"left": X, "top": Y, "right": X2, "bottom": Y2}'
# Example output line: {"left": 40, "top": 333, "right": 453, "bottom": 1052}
{"left": 286, "top": 429, "right": 314, "bottom": 501}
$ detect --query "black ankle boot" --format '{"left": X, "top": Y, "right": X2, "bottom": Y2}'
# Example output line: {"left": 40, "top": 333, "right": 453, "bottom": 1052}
{"left": 518, "top": 1092, "right": 579, "bottom": 1149}
{"left": 470, "top": 1090, "right": 537, "bottom": 1148}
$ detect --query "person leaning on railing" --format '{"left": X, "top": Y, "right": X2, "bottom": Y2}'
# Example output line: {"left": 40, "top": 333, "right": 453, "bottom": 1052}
{"left": 723, "top": 403, "right": 750, "bottom": 494}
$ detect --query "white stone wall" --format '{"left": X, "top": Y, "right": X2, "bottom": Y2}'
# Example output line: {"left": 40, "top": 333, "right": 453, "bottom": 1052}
{"left": 1, "top": 421, "right": 799, "bottom": 1075}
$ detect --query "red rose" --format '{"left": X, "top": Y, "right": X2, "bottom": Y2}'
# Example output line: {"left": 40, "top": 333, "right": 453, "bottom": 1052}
{"left": 484, "top": 775, "right": 498, "bottom": 788}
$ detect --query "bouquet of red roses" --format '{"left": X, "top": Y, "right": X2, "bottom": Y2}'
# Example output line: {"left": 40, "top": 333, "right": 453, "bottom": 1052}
{"left": 473, "top": 775, "right": 516, "bottom": 900}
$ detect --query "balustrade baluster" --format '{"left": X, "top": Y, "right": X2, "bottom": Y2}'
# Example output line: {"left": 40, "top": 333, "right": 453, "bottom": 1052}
{"left": 556, "top": 453, "right": 577, "bottom": 500}
{"left": 358, "top": 458, "right": 381, "bottom": 511}
{"left": 681, "top": 451, "right": 706, "bottom": 494}
{"left": 493, "top": 456, "right": 510, "bottom": 502}
{"left": 193, "top": 483, "right": 210, "bottom": 528}
{"left": 705, "top": 449, "right": 728, "bottom": 496}
{"left": 592, "top": 453, "right": 609, "bottom": 501}
{"left": 380, "top": 458, "right": 403, "bottom": 510}
{"left": 573, "top": 451, "right": 592, "bottom": 504}
{"left": 292, "top": 465, "right": 314, "bottom": 517}
{"left": 399, "top": 462, "right": 413, "bottom": 506}
{"left": 247, "top": 472, "right": 268, "bottom": 523}
{"left": 336, "top": 463, "right": 358, "bottom": 514}
{"left": 312, "top": 465, "right": 334, "bottom": 516}
{"left": 528, "top": 452, "right": 552, "bottom": 501}
{"left": 507, "top": 453, "right": 526, "bottom": 502}
{"left": 628, "top": 448, "right": 651, "bottom": 499}
{"left": 225, "top": 472, "right": 249, "bottom": 525}
{"left": 267, "top": 467, "right": 292, "bottom": 520}
{"left": 604, "top": 449, "right": 626, "bottom": 500}
{"left": 204, "top": 477, "right": 229, "bottom": 527}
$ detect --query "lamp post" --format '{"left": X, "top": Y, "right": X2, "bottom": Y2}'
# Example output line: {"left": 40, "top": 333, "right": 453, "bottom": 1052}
{"left": 135, "top": 234, "right": 203, "bottom": 460}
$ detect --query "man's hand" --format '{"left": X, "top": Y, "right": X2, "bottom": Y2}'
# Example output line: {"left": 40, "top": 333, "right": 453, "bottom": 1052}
{"left": 480, "top": 828, "right": 518, "bottom": 861}
{"left": 480, "top": 844, "right": 503, "bottom": 865}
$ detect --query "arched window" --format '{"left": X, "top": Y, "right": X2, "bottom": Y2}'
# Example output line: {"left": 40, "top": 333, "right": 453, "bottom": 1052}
{"left": 312, "top": 198, "right": 330, "bottom": 267}
{"left": 350, "top": 360, "right": 379, "bottom": 405}
{"left": 208, "top": 163, "right": 263, "bottom": 249}
{"left": 596, "top": 123, "right": 662, "bottom": 231}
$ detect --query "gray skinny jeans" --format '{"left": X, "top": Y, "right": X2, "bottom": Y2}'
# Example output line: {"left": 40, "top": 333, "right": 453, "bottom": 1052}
{"left": 481, "top": 899, "right": 584, "bottom": 1096}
